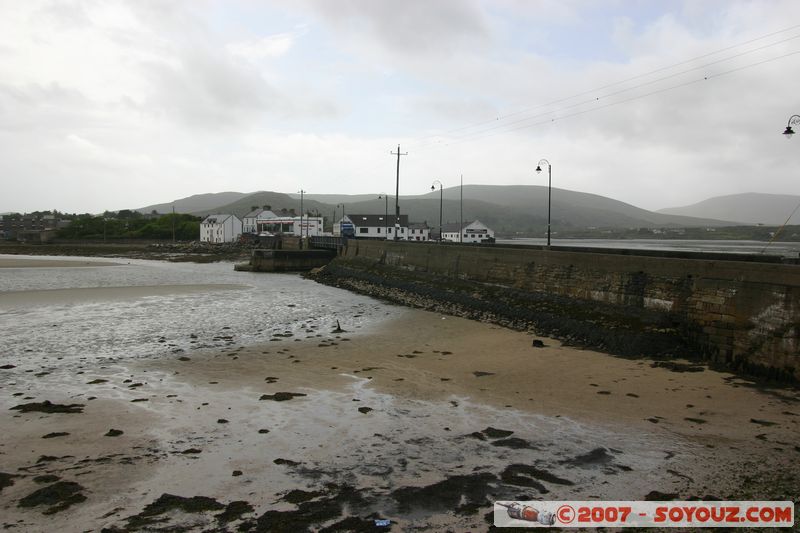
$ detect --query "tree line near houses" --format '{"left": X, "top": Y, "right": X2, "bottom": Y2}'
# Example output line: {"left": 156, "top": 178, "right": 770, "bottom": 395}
{"left": 56, "top": 211, "right": 201, "bottom": 240}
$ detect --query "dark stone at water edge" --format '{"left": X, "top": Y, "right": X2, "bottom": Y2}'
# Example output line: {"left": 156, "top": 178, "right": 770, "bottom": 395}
{"left": 124, "top": 493, "right": 225, "bottom": 529}
{"left": 491, "top": 437, "right": 538, "bottom": 450}
{"left": 42, "top": 432, "right": 70, "bottom": 439}
{"left": 482, "top": 427, "right": 514, "bottom": 439}
{"left": 282, "top": 489, "right": 323, "bottom": 504}
{"left": 10, "top": 400, "right": 84, "bottom": 414}
{"left": 33, "top": 475, "right": 61, "bottom": 484}
{"left": 645, "top": 490, "right": 679, "bottom": 501}
{"left": 217, "top": 500, "right": 254, "bottom": 524}
{"left": 750, "top": 418, "right": 778, "bottom": 426}
{"left": 0, "top": 472, "right": 17, "bottom": 493}
{"left": 532, "top": 339, "right": 546, "bottom": 348}
{"left": 358, "top": 406, "right": 373, "bottom": 414}
{"left": 560, "top": 447, "right": 614, "bottom": 467}
{"left": 500, "top": 464, "right": 574, "bottom": 491}
{"left": 392, "top": 472, "right": 498, "bottom": 516}
{"left": 651, "top": 361, "right": 705, "bottom": 373}
{"left": 1, "top": 364, "right": 17, "bottom": 369}
{"left": 105, "top": 429, "right": 124, "bottom": 437}
{"left": 259, "top": 392, "right": 308, "bottom": 401}
{"left": 239, "top": 484, "right": 369, "bottom": 533}
{"left": 559, "top": 447, "right": 633, "bottom": 473}
{"left": 18, "top": 481, "right": 87, "bottom": 514}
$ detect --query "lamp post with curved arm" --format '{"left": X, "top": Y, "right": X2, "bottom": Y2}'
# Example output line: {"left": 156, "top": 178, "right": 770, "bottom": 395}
{"left": 535, "top": 159, "right": 552, "bottom": 247}
{"left": 783, "top": 114, "right": 800, "bottom": 139}
{"left": 431, "top": 180, "right": 443, "bottom": 242}
{"left": 377, "top": 194, "right": 389, "bottom": 239}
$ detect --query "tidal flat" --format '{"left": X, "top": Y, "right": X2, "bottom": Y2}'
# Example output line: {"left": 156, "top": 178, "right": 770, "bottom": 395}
{"left": 0, "top": 255, "right": 798, "bottom": 532}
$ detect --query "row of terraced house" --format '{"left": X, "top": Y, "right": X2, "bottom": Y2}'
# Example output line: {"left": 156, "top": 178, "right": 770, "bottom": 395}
{"left": 200, "top": 206, "right": 494, "bottom": 244}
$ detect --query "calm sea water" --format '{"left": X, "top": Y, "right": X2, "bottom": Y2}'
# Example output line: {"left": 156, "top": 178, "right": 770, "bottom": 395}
{"left": 497, "top": 238, "right": 800, "bottom": 257}
{"left": 0, "top": 255, "right": 399, "bottom": 366}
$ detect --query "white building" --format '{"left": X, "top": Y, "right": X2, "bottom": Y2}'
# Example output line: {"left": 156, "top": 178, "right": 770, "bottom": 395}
{"left": 243, "top": 207, "right": 277, "bottom": 234}
{"left": 440, "top": 220, "right": 495, "bottom": 244}
{"left": 256, "top": 213, "right": 323, "bottom": 237}
{"left": 408, "top": 222, "right": 431, "bottom": 241}
{"left": 338, "top": 214, "right": 412, "bottom": 239}
{"left": 200, "top": 214, "right": 243, "bottom": 243}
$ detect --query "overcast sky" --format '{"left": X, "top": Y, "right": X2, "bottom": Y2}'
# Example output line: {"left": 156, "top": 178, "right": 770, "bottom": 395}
{"left": 2, "top": 0, "right": 799, "bottom": 214}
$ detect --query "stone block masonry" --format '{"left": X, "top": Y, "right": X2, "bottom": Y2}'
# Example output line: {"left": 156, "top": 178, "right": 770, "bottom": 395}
{"left": 310, "top": 240, "right": 800, "bottom": 381}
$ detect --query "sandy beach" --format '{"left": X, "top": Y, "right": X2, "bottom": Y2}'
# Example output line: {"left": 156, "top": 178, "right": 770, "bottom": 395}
{"left": 0, "top": 257, "right": 123, "bottom": 268}
{"left": 2, "top": 305, "right": 798, "bottom": 531}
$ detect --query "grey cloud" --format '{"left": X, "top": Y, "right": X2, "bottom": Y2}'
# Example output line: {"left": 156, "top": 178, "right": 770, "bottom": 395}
{"left": 299, "top": 0, "right": 491, "bottom": 55}
{"left": 140, "top": 48, "right": 277, "bottom": 128}
{"left": 0, "top": 82, "right": 92, "bottom": 132}
{"left": 414, "top": 95, "right": 500, "bottom": 123}
{"left": 139, "top": 46, "right": 341, "bottom": 128}
{"left": 32, "top": 0, "right": 93, "bottom": 31}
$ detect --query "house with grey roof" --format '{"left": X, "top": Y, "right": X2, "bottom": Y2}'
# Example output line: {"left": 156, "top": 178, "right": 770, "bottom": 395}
{"left": 336, "top": 214, "right": 412, "bottom": 239}
{"left": 200, "top": 214, "right": 242, "bottom": 243}
{"left": 439, "top": 220, "right": 494, "bottom": 243}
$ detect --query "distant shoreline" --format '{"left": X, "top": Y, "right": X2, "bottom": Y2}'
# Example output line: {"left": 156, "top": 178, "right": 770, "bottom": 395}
{"left": 0, "top": 241, "right": 250, "bottom": 263}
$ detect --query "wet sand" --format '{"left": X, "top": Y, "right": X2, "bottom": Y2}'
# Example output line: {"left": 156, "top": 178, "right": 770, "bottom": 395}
{"left": 0, "top": 257, "right": 122, "bottom": 268}
{"left": 1, "top": 307, "right": 798, "bottom": 532}
{"left": 0, "top": 284, "right": 248, "bottom": 307}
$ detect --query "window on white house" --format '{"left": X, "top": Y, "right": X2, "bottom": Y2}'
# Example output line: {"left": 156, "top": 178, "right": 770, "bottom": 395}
{"left": 359, "top": 227, "right": 368, "bottom": 233}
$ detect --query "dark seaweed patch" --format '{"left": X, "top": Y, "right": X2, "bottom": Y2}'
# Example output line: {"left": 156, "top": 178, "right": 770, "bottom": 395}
{"left": 259, "top": 392, "right": 307, "bottom": 401}
{"left": 42, "top": 432, "right": 70, "bottom": 439}
{"left": 392, "top": 472, "right": 498, "bottom": 516}
{"left": 124, "top": 493, "right": 225, "bottom": 529}
{"left": 10, "top": 401, "right": 84, "bottom": 414}
{"left": 482, "top": 427, "right": 514, "bottom": 439}
{"left": 18, "top": 481, "right": 87, "bottom": 514}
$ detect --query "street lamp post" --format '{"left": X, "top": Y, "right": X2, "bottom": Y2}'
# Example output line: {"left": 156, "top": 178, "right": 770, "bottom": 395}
{"left": 783, "top": 114, "right": 800, "bottom": 138}
{"left": 431, "top": 180, "right": 443, "bottom": 242}
{"left": 298, "top": 189, "right": 306, "bottom": 242}
{"left": 535, "top": 159, "right": 552, "bottom": 247}
{"left": 378, "top": 194, "right": 389, "bottom": 239}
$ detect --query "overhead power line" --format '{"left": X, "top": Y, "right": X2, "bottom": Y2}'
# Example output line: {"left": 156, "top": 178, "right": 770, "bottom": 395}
{"left": 406, "top": 23, "right": 800, "bottom": 150}
{"left": 330, "top": 24, "right": 800, "bottom": 185}
{"left": 414, "top": 49, "right": 800, "bottom": 150}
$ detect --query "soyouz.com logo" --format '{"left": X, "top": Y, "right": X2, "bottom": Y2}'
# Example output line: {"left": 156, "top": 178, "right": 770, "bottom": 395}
{"left": 493, "top": 501, "right": 794, "bottom": 528}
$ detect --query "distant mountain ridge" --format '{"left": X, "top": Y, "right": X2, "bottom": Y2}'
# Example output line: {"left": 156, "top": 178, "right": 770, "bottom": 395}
{"left": 134, "top": 186, "right": 740, "bottom": 236}
{"left": 658, "top": 193, "right": 800, "bottom": 225}
{"left": 137, "top": 192, "right": 249, "bottom": 214}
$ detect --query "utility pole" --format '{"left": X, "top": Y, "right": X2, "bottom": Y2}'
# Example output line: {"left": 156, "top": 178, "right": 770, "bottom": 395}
{"left": 391, "top": 144, "right": 407, "bottom": 241}
{"left": 460, "top": 174, "right": 463, "bottom": 244}
{"left": 171, "top": 204, "right": 175, "bottom": 243}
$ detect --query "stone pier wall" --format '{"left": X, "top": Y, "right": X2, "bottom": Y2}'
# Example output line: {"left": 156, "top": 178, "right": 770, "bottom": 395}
{"left": 314, "top": 240, "right": 800, "bottom": 380}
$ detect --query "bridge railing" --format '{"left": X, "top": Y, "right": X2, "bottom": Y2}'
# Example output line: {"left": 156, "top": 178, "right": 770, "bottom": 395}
{"left": 310, "top": 236, "right": 345, "bottom": 250}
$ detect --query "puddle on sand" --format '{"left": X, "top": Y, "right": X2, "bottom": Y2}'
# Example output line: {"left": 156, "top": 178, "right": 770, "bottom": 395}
{"left": 117, "top": 374, "right": 699, "bottom": 531}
